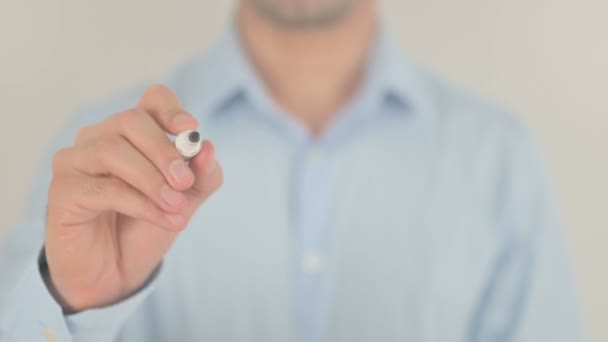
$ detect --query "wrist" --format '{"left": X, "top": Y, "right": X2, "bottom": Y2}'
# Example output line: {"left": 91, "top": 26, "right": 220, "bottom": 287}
{"left": 39, "top": 248, "right": 78, "bottom": 314}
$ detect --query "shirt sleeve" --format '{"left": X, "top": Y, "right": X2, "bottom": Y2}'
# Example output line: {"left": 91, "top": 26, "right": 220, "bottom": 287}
{"left": 1, "top": 238, "right": 161, "bottom": 342}
{"left": 468, "top": 120, "right": 586, "bottom": 341}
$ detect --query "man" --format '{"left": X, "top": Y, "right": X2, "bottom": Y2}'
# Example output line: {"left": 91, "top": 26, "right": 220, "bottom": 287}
{"left": 0, "top": 0, "right": 584, "bottom": 341}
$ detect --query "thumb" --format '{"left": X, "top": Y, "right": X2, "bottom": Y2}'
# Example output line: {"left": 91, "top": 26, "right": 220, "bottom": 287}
{"left": 184, "top": 140, "right": 223, "bottom": 213}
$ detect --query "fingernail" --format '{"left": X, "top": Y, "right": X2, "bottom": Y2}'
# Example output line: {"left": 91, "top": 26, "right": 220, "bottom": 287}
{"left": 160, "top": 185, "right": 186, "bottom": 208}
{"left": 164, "top": 213, "right": 186, "bottom": 228}
{"left": 172, "top": 113, "right": 195, "bottom": 127}
{"left": 169, "top": 159, "right": 194, "bottom": 184}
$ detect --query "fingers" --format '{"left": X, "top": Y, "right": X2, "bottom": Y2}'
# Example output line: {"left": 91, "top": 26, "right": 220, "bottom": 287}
{"left": 52, "top": 84, "right": 223, "bottom": 231}
{"left": 49, "top": 141, "right": 224, "bottom": 232}
{"left": 109, "top": 109, "right": 195, "bottom": 189}
{"left": 137, "top": 84, "right": 198, "bottom": 134}
{"left": 50, "top": 175, "right": 187, "bottom": 231}
{"left": 74, "top": 85, "right": 198, "bottom": 190}
{"left": 53, "top": 136, "right": 188, "bottom": 214}
{"left": 76, "top": 109, "right": 195, "bottom": 190}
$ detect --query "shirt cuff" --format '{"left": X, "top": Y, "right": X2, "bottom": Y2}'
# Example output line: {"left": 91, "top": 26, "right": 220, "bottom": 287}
{"left": 3, "top": 249, "right": 161, "bottom": 342}
{"left": 64, "top": 264, "right": 161, "bottom": 341}
{"left": 4, "top": 253, "right": 72, "bottom": 341}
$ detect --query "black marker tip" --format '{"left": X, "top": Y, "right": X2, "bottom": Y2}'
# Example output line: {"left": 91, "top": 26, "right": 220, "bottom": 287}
{"left": 188, "top": 131, "right": 200, "bottom": 143}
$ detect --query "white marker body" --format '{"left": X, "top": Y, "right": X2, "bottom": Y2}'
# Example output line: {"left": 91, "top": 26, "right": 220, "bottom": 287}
{"left": 175, "top": 130, "right": 202, "bottom": 160}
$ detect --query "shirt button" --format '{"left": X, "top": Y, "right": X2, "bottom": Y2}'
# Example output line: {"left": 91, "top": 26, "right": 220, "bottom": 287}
{"left": 42, "top": 327, "right": 57, "bottom": 342}
{"left": 302, "top": 252, "right": 325, "bottom": 273}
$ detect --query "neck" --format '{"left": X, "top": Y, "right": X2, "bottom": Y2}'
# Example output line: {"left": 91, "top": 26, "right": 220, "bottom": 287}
{"left": 237, "top": 1, "right": 378, "bottom": 135}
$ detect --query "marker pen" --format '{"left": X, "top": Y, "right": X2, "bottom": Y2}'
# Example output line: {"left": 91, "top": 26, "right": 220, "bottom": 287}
{"left": 175, "top": 130, "right": 202, "bottom": 160}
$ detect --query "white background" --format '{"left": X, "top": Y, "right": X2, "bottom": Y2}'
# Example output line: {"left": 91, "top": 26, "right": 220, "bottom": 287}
{"left": 1, "top": 1, "right": 606, "bottom": 340}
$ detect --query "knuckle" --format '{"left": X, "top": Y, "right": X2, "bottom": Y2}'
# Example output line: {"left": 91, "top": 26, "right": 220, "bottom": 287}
{"left": 75, "top": 125, "right": 95, "bottom": 143}
{"left": 116, "top": 109, "right": 142, "bottom": 130}
{"left": 51, "top": 148, "right": 72, "bottom": 174}
{"left": 47, "top": 178, "right": 72, "bottom": 220}
{"left": 48, "top": 177, "right": 68, "bottom": 201}
{"left": 95, "top": 135, "right": 124, "bottom": 156}
{"left": 144, "top": 83, "right": 171, "bottom": 99}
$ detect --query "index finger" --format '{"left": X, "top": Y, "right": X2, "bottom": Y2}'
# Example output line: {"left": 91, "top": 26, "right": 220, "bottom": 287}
{"left": 137, "top": 84, "right": 198, "bottom": 134}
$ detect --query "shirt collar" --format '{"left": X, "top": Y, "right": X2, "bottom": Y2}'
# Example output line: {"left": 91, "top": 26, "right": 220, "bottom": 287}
{"left": 185, "top": 24, "right": 432, "bottom": 121}
{"left": 365, "top": 29, "right": 432, "bottom": 117}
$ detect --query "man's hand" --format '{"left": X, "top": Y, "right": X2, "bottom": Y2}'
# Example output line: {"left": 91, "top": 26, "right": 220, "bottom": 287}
{"left": 45, "top": 84, "right": 223, "bottom": 312}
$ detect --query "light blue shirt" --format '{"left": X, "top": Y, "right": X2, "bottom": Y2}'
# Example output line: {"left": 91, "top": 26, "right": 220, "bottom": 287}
{"left": 0, "top": 26, "right": 584, "bottom": 342}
